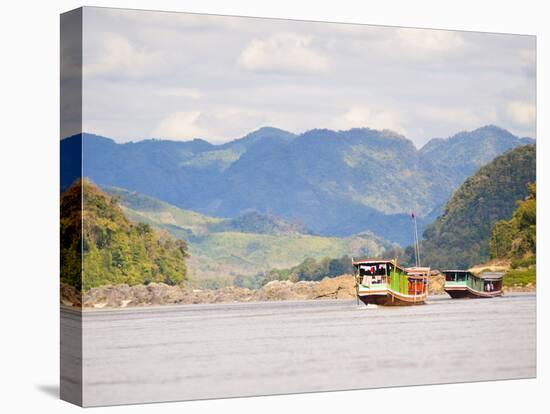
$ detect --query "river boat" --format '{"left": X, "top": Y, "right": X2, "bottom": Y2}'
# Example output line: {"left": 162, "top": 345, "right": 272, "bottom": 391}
{"left": 353, "top": 259, "right": 429, "bottom": 306}
{"left": 443, "top": 270, "right": 504, "bottom": 298}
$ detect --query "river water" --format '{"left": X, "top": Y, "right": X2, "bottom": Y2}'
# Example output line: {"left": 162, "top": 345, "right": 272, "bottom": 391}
{"left": 61, "top": 293, "right": 536, "bottom": 406}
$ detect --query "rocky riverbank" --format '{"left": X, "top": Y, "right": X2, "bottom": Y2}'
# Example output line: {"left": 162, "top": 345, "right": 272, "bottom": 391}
{"left": 59, "top": 273, "right": 477, "bottom": 309}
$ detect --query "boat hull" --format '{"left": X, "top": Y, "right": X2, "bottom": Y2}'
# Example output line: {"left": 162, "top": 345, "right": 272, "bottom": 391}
{"left": 357, "top": 289, "right": 427, "bottom": 306}
{"left": 444, "top": 285, "right": 503, "bottom": 299}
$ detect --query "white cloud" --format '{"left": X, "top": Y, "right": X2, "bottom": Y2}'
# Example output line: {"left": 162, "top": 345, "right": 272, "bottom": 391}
{"left": 82, "top": 8, "right": 536, "bottom": 145}
{"left": 238, "top": 33, "right": 329, "bottom": 74}
{"left": 506, "top": 101, "right": 536, "bottom": 126}
{"left": 84, "top": 33, "right": 164, "bottom": 79}
{"left": 389, "top": 28, "right": 465, "bottom": 58}
{"left": 153, "top": 111, "right": 206, "bottom": 140}
{"left": 158, "top": 88, "right": 202, "bottom": 99}
{"left": 332, "top": 106, "right": 407, "bottom": 136}
{"left": 418, "top": 106, "right": 495, "bottom": 128}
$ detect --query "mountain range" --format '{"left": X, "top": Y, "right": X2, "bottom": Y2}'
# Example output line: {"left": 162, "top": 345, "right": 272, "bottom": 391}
{"left": 61, "top": 125, "right": 533, "bottom": 245}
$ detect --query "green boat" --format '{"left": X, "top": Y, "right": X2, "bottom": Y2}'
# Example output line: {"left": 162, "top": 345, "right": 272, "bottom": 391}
{"left": 353, "top": 259, "right": 429, "bottom": 306}
{"left": 443, "top": 270, "right": 504, "bottom": 298}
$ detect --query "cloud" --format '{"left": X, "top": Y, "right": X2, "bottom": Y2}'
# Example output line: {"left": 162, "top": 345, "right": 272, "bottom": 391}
{"left": 329, "top": 26, "right": 466, "bottom": 63}
{"left": 157, "top": 87, "right": 202, "bottom": 99}
{"left": 238, "top": 33, "right": 329, "bottom": 74}
{"left": 418, "top": 106, "right": 495, "bottom": 128}
{"left": 506, "top": 101, "right": 536, "bottom": 126}
{"left": 332, "top": 106, "right": 407, "bottom": 136}
{"left": 153, "top": 111, "right": 206, "bottom": 140}
{"left": 390, "top": 28, "right": 465, "bottom": 58}
{"left": 84, "top": 33, "right": 164, "bottom": 79}
{"left": 81, "top": 8, "right": 536, "bottom": 145}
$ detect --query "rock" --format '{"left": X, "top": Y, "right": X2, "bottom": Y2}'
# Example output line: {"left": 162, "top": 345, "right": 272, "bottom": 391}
{"left": 212, "top": 286, "right": 254, "bottom": 303}
{"left": 60, "top": 283, "right": 81, "bottom": 307}
{"left": 428, "top": 274, "right": 446, "bottom": 295}
{"left": 256, "top": 280, "right": 299, "bottom": 301}
{"left": 77, "top": 274, "right": 364, "bottom": 308}
{"left": 312, "top": 275, "right": 355, "bottom": 299}
{"left": 292, "top": 281, "right": 317, "bottom": 299}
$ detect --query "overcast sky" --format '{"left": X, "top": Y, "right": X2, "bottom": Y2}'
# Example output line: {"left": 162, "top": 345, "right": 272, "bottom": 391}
{"left": 81, "top": 7, "right": 536, "bottom": 147}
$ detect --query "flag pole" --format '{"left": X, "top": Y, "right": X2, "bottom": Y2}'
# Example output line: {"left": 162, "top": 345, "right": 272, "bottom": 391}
{"left": 412, "top": 212, "right": 420, "bottom": 267}
{"left": 414, "top": 213, "right": 421, "bottom": 267}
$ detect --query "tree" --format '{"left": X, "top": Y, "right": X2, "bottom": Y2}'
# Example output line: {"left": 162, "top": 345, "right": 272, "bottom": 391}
{"left": 489, "top": 183, "right": 536, "bottom": 259}
{"left": 61, "top": 179, "right": 189, "bottom": 290}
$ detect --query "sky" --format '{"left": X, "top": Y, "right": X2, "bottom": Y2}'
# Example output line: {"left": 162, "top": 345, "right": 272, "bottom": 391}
{"left": 79, "top": 7, "right": 536, "bottom": 147}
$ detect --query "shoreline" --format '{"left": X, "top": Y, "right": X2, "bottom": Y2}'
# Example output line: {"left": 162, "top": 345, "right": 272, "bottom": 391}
{"left": 63, "top": 291, "right": 537, "bottom": 314}
{"left": 61, "top": 276, "right": 535, "bottom": 310}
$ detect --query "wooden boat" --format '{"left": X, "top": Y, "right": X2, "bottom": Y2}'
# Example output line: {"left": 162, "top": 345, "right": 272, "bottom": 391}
{"left": 353, "top": 259, "right": 429, "bottom": 306}
{"left": 443, "top": 270, "right": 504, "bottom": 298}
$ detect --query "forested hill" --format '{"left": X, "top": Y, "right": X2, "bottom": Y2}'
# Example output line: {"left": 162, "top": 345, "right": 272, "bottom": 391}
{"left": 60, "top": 180, "right": 189, "bottom": 290}
{"left": 61, "top": 125, "right": 532, "bottom": 245}
{"left": 489, "top": 183, "right": 536, "bottom": 261}
{"left": 418, "top": 145, "right": 536, "bottom": 269}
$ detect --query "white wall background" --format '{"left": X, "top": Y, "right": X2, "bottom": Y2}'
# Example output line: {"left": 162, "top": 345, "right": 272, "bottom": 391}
{"left": 0, "top": 1, "right": 547, "bottom": 413}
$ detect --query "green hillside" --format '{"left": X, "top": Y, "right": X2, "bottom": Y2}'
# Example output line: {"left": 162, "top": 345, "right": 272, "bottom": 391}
{"left": 107, "top": 186, "right": 222, "bottom": 237}
{"left": 61, "top": 180, "right": 188, "bottom": 290}
{"left": 417, "top": 145, "right": 536, "bottom": 269}
{"left": 489, "top": 183, "right": 536, "bottom": 262}
{"left": 106, "top": 187, "right": 393, "bottom": 281}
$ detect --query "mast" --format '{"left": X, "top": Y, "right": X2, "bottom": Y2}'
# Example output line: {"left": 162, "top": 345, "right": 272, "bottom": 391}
{"left": 352, "top": 256, "right": 358, "bottom": 306}
{"left": 412, "top": 212, "right": 420, "bottom": 267}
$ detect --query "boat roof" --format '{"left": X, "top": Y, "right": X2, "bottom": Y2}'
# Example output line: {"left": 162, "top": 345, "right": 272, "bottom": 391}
{"left": 353, "top": 259, "right": 394, "bottom": 265}
{"left": 442, "top": 269, "right": 504, "bottom": 280}
{"left": 405, "top": 267, "right": 431, "bottom": 274}
{"left": 441, "top": 269, "right": 471, "bottom": 273}
{"left": 353, "top": 259, "right": 404, "bottom": 272}
{"left": 479, "top": 272, "right": 505, "bottom": 280}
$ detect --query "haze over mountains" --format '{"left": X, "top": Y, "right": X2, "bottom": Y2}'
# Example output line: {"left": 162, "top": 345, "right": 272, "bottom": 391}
{"left": 62, "top": 125, "right": 533, "bottom": 246}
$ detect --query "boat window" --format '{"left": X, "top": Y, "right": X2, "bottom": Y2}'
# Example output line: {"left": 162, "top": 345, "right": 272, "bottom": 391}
{"left": 359, "top": 264, "right": 388, "bottom": 276}
{"left": 445, "top": 272, "right": 468, "bottom": 281}
{"left": 444, "top": 272, "right": 456, "bottom": 281}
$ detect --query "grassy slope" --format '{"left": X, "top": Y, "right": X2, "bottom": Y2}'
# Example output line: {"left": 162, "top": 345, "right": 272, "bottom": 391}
{"left": 108, "top": 187, "right": 391, "bottom": 279}
{"left": 503, "top": 269, "right": 536, "bottom": 287}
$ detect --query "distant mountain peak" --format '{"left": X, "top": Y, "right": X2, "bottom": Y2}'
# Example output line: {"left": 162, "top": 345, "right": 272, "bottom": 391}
{"left": 299, "top": 127, "right": 408, "bottom": 143}
{"left": 80, "top": 132, "right": 117, "bottom": 144}
{"left": 239, "top": 126, "right": 296, "bottom": 141}
{"left": 249, "top": 126, "right": 294, "bottom": 135}
{"left": 476, "top": 124, "right": 508, "bottom": 132}
{"left": 419, "top": 125, "right": 534, "bottom": 187}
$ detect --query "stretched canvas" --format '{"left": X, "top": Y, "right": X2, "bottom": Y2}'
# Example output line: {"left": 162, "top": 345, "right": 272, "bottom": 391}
{"left": 60, "top": 6, "right": 537, "bottom": 407}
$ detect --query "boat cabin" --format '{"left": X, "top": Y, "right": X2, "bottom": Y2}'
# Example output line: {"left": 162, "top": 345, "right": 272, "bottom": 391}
{"left": 479, "top": 272, "right": 504, "bottom": 293}
{"left": 353, "top": 259, "right": 399, "bottom": 287}
{"left": 443, "top": 269, "right": 504, "bottom": 298}
{"left": 405, "top": 267, "right": 430, "bottom": 295}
